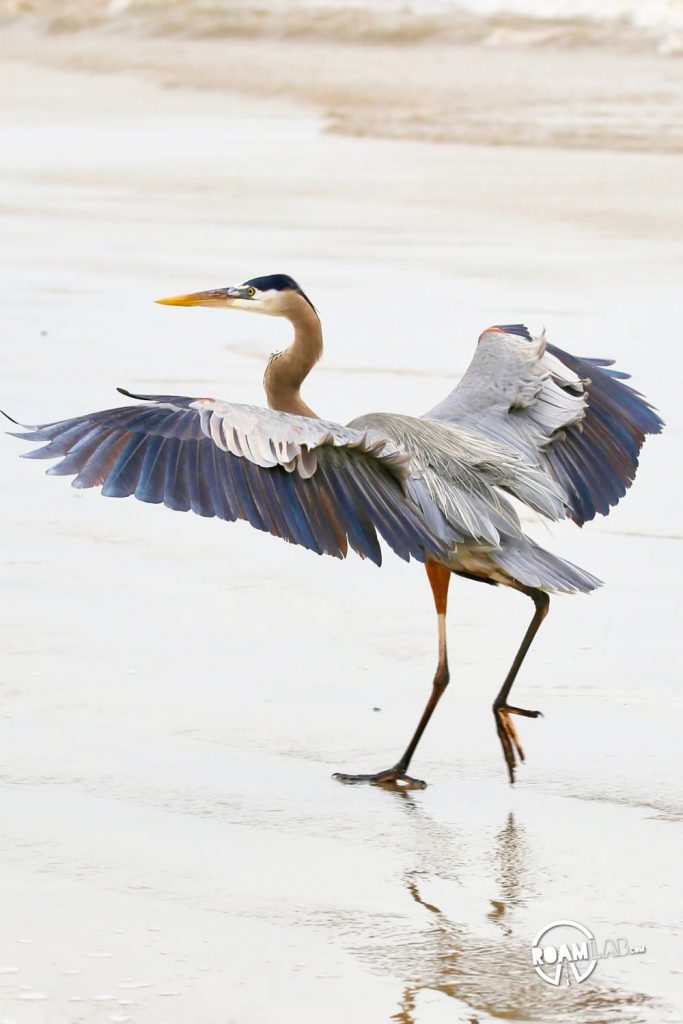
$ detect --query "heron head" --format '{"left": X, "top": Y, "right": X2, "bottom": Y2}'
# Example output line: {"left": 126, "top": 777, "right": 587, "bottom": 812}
{"left": 155, "top": 273, "right": 317, "bottom": 319}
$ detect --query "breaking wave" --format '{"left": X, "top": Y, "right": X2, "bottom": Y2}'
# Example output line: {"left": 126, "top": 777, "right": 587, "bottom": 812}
{"left": 2, "top": 0, "right": 682, "bottom": 55}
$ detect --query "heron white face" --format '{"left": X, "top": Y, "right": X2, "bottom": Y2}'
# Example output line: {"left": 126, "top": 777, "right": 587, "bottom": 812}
{"left": 230, "top": 286, "right": 289, "bottom": 316}
{"left": 155, "top": 284, "right": 289, "bottom": 316}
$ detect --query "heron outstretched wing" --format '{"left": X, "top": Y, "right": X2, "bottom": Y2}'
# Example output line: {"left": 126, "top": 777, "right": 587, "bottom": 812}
{"left": 349, "top": 411, "right": 568, "bottom": 547}
{"left": 424, "top": 325, "right": 663, "bottom": 525}
{"left": 7, "top": 391, "right": 453, "bottom": 566}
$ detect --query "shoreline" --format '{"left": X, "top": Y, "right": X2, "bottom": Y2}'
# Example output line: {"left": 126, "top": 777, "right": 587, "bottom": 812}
{"left": 2, "top": 24, "right": 683, "bottom": 154}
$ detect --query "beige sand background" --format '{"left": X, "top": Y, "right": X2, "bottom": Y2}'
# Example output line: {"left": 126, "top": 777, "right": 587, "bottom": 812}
{"left": 0, "top": 10, "right": 682, "bottom": 1024}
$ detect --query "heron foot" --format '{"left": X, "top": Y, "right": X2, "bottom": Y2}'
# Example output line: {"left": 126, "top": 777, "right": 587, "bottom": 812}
{"left": 332, "top": 766, "right": 427, "bottom": 791}
{"left": 493, "top": 702, "right": 543, "bottom": 784}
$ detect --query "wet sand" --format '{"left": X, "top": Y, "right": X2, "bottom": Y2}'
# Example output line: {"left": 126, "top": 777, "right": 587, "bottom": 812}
{"left": 0, "top": 45, "right": 682, "bottom": 1024}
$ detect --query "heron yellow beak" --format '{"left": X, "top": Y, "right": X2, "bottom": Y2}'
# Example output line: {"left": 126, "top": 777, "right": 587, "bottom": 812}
{"left": 155, "top": 287, "right": 237, "bottom": 307}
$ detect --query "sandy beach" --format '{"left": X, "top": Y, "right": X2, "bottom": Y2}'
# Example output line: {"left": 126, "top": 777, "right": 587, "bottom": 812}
{"left": 0, "top": 11, "right": 682, "bottom": 1023}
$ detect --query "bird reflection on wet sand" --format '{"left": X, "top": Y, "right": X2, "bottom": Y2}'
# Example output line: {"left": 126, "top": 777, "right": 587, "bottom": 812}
{"left": 488, "top": 812, "right": 532, "bottom": 931}
{"left": 347, "top": 797, "right": 653, "bottom": 1024}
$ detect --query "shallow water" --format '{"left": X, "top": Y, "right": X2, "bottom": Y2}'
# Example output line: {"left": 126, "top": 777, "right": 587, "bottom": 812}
{"left": 0, "top": 50, "right": 681, "bottom": 1024}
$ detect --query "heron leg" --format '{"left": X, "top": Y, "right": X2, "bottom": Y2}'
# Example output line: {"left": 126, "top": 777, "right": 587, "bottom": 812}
{"left": 493, "top": 586, "right": 549, "bottom": 784}
{"left": 333, "top": 561, "right": 451, "bottom": 791}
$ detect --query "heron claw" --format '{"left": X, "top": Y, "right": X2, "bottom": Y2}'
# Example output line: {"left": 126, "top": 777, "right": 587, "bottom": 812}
{"left": 332, "top": 767, "right": 427, "bottom": 791}
{"left": 493, "top": 702, "right": 543, "bottom": 784}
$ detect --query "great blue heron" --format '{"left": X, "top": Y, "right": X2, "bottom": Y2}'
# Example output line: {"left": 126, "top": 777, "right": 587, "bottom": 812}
{"left": 4, "top": 273, "right": 662, "bottom": 788}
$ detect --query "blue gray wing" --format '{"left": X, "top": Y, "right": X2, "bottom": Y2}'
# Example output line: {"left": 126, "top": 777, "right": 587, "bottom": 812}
{"left": 350, "top": 411, "right": 568, "bottom": 546}
{"left": 425, "top": 326, "right": 663, "bottom": 526}
{"left": 7, "top": 392, "right": 451, "bottom": 566}
{"left": 542, "top": 342, "right": 663, "bottom": 525}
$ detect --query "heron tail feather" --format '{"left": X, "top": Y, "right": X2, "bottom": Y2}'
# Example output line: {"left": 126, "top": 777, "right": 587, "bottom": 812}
{"left": 492, "top": 537, "right": 602, "bottom": 594}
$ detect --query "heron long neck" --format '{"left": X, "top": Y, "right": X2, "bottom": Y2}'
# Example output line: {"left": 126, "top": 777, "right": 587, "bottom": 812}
{"left": 263, "top": 299, "right": 322, "bottom": 418}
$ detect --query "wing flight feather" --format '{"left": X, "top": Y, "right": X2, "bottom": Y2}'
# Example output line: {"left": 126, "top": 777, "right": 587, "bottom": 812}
{"left": 424, "top": 326, "right": 663, "bottom": 525}
{"left": 8, "top": 392, "right": 452, "bottom": 566}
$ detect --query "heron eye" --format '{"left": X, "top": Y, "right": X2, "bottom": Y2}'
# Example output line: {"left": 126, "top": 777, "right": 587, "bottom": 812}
{"left": 246, "top": 287, "right": 256, "bottom": 297}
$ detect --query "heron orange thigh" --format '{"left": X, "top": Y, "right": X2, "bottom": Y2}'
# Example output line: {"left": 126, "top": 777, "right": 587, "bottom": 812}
{"left": 425, "top": 560, "right": 451, "bottom": 615}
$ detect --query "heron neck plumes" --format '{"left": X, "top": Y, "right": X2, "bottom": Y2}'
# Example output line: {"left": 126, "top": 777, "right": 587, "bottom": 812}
{"left": 263, "top": 292, "right": 322, "bottom": 418}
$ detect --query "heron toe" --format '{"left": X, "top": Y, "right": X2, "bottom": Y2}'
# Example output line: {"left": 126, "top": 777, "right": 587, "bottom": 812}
{"left": 332, "top": 767, "right": 427, "bottom": 790}
{"left": 493, "top": 703, "right": 543, "bottom": 784}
